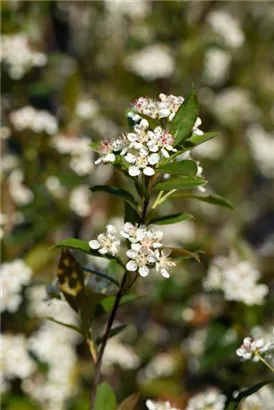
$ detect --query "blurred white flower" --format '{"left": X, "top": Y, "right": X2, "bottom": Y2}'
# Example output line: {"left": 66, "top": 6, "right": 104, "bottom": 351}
{"left": 8, "top": 169, "right": 33, "bottom": 205}
{"left": 238, "top": 385, "right": 274, "bottom": 410}
{"left": 246, "top": 124, "right": 274, "bottom": 179}
{"left": 69, "top": 185, "right": 91, "bottom": 217}
{"left": 0, "top": 33, "right": 47, "bottom": 79}
{"left": 146, "top": 400, "right": 179, "bottom": 410}
{"left": 89, "top": 224, "right": 120, "bottom": 256}
{"left": 0, "top": 213, "right": 8, "bottom": 239}
{"left": 1, "top": 259, "right": 32, "bottom": 312}
{"left": 207, "top": 11, "right": 245, "bottom": 48}
{"left": 10, "top": 106, "right": 58, "bottom": 134}
{"left": 193, "top": 136, "right": 224, "bottom": 159}
{"left": 138, "top": 352, "right": 176, "bottom": 383}
{"left": 104, "top": 0, "right": 150, "bottom": 19}
{"left": 203, "top": 257, "right": 268, "bottom": 305}
{"left": 0, "top": 154, "right": 19, "bottom": 175}
{"left": 125, "top": 44, "right": 174, "bottom": 80}
{"left": 102, "top": 336, "right": 140, "bottom": 374}
{"left": 75, "top": 97, "right": 98, "bottom": 119}
{"left": 213, "top": 88, "right": 259, "bottom": 125}
{"left": 0, "top": 126, "right": 11, "bottom": 139}
{"left": 186, "top": 388, "right": 226, "bottom": 410}
{"left": 45, "top": 176, "right": 66, "bottom": 198}
{"left": 1, "top": 334, "right": 36, "bottom": 384}
{"left": 203, "top": 48, "right": 231, "bottom": 86}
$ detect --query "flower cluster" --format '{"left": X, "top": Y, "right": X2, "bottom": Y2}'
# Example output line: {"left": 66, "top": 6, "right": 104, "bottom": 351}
{"left": 51, "top": 134, "right": 94, "bottom": 176}
{"left": 133, "top": 94, "right": 184, "bottom": 120}
{"left": 1, "top": 259, "right": 32, "bottom": 312}
{"left": 186, "top": 388, "right": 226, "bottom": 410}
{"left": 146, "top": 400, "right": 179, "bottom": 410}
{"left": 89, "top": 223, "right": 176, "bottom": 278}
{"left": 10, "top": 106, "right": 58, "bottom": 135}
{"left": 0, "top": 33, "right": 47, "bottom": 79}
{"left": 203, "top": 257, "right": 268, "bottom": 305}
{"left": 236, "top": 332, "right": 274, "bottom": 361}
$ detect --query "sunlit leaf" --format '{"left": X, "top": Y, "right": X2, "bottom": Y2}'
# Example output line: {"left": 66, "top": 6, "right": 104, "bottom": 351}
{"left": 170, "top": 89, "right": 199, "bottom": 146}
{"left": 157, "top": 159, "right": 198, "bottom": 176}
{"left": 154, "top": 176, "right": 206, "bottom": 191}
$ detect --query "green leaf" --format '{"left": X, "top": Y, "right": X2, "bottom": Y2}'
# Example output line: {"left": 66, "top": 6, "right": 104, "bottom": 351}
{"left": 149, "top": 212, "right": 193, "bottom": 225}
{"left": 170, "top": 89, "right": 199, "bottom": 146}
{"left": 165, "top": 247, "right": 201, "bottom": 262}
{"left": 50, "top": 238, "right": 124, "bottom": 265}
{"left": 94, "top": 382, "right": 117, "bottom": 410}
{"left": 172, "top": 193, "right": 233, "bottom": 209}
{"left": 96, "top": 324, "right": 127, "bottom": 345}
{"left": 96, "top": 294, "right": 139, "bottom": 317}
{"left": 226, "top": 381, "right": 273, "bottom": 410}
{"left": 118, "top": 393, "right": 140, "bottom": 410}
{"left": 45, "top": 317, "right": 84, "bottom": 336}
{"left": 124, "top": 202, "right": 140, "bottom": 225}
{"left": 89, "top": 141, "right": 101, "bottom": 152}
{"left": 154, "top": 176, "right": 206, "bottom": 191}
{"left": 90, "top": 185, "right": 138, "bottom": 209}
{"left": 183, "top": 132, "right": 219, "bottom": 149}
{"left": 157, "top": 159, "right": 198, "bottom": 176}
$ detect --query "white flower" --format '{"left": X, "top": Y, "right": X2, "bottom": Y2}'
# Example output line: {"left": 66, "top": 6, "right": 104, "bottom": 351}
{"left": 120, "top": 222, "right": 146, "bottom": 243}
{"left": 203, "top": 48, "right": 231, "bottom": 86}
{"left": 125, "top": 150, "right": 158, "bottom": 176}
{"left": 155, "top": 249, "right": 176, "bottom": 278}
{"left": 147, "top": 127, "right": 177, "bottom": 158}
{"left": 132, "top": 97, "right": 159, "bottom": 119}
{"left": 1, "top": 33, "right": 47, "bottom": 79}
{"left": 207, "top": 11, "right": 245, "bottom": 49}
{"left": 69, "top": 185, "right": 90, "bottom": 217}
{"left": 94, "top": 139, "right": 116, "bottom": 165}
{"left": 10, "top": 106, "right": 57, "bottom": 134}
{"left": 126, "top": 245, "right": 156, "bottom": 277}
{"left": 146, "top": 400, "right": 179, "bottom": 410}
{"left": 8, "top": 169, "right": 33, "bottom": 206}
{"left": 89, "top": 225, "right": 120, "bottom": 256}
{"left": 236, "top": 337, "right": 265, "bottom": 360}
{"left": 186, "top": 388, "right": 226, "bottom": 410}
{"left": 203, "top": 257, "right": 268, "bottom": 306}
{"left": 158, "top": 93, "right": 184, "bottom": 120}
{"left": 246, "top": 124, "right": 274, "bottom": 179}
{"left": 125, "top": 44, "right": 174, "bottom": 81}
{"left": 1, "top": 259, "right": 32, "bottom": 312}
{"left": 102, "top": 337, "right": 140, "bottom": 374}
{"left": 1, "top": 334, "right": 36, "bottom": 381}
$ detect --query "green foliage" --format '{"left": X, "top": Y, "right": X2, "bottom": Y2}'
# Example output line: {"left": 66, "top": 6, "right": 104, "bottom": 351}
{"left": 154, "top": 175, "right": 206, "bottom": 191}
{"left": 157, "top": 159, "right": 198, "bottom": 176}
{"left": 183, "top": 132, "right": 219, "bottom": 149}
{"left": 96, "top": 324, "right": 127, "bottom": 345}
{"left": 94, "top": 383, "right": 117, "bottom": 410}
{"left": 172, "top": 193, "right": 234, "bottom": 209}
{"left": 149, "top": 212, "right": 193, "bottom": 225}
{"left": 170, "top": 89, "right": 199, "bottom": 146}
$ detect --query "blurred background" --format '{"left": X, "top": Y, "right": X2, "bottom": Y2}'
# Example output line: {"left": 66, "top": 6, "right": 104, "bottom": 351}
{"left": 1, "top": 1, "right": 274, "bottom": 409}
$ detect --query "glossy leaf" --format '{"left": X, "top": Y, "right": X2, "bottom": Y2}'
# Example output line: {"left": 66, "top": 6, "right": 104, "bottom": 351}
{"left": 118, "top": 393, "right": 140, "bottom": 410}
{"left": 172, "top": 193, "right": 233, "bottom": 209}
{"left": 154, "top": 176, "right": 206, "bottom": 191}
{"left": 90, "top": 185, "right": 138, "bottom": 209}
{"left": 226, "top": 381, "right": 273, "bottom": 410}
{"left": 94, "top": 382, "right": 117, "bottom": 410}
{"left": 96, "top": 324, "right": 127, "bottom": 345}
{"left": 157, "top": 159, "right": 198, "bottom": 176}
{"left": 170, "top": 89, "right": 199, "bottom": 146}
{"left": 149, "top": 212, "right": 193, "bottom": 225}
{"left": 184, "top": 132, "right": 219, "bottom": 149}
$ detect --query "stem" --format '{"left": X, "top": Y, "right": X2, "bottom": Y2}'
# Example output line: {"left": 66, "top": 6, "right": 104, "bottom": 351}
{"left": 90, "top": 272, "right": 128, "bottom": 407}
{"left": 90, "top": 178, "right": 152, "bottom": 408}
{"left": 255, "top": 351, "right": 274, "bottom": 373}
{"left": 151, "top": 190, "right": 164, "bottom": 210}
{"left": 156, "top": 189, "right": 177, "bottom": 206}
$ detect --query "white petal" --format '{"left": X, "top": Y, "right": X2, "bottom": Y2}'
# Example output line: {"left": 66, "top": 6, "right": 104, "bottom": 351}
{"left": 147, "top": 141, "right": 159, "bottom": 152}
{"left": 125, "top": 153, "right": 136, "bottom": 164}
{"left": 99, "top": 248, "right": 108, "bottom": 255}
{"left": 148, "top": 153, "right": 160, "bottom": 165}
{"left": 89, "top": 240, "right": 100, "bottom": 250}
{"left": 94, "top": 157, "right": 102, "bottom": 165}
{"left": 161, "top": 268, "right": 170, "bottom": 278}
{"left": 126, "top": 249, "right": 138, "bottom": 259}
{"left": 104, "top": 153, "right": 115, "bottom": 162}
{"left": 106, "top": 225, "right": 116, "bottom": 238}
{"left": 139, "top": 265, "right": 149, "bottom": 277}
{"left": 161, "top": 148, "right": 170, "bottom": 158}
{"left": 126, "top": 260, "right": 138, "bottom": 271}
{"left": 127, "top": 133, "right": 137, "bottom": 142}
{"left": 131, "top": 243, "right": 142, "bottom": 251}
{"left": 129, "top": 166, "right": 140, "bottom": 176}
{"left": 143, "top": 167, "right": 155, "bottom": 176}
